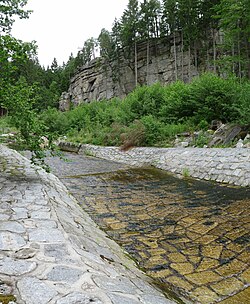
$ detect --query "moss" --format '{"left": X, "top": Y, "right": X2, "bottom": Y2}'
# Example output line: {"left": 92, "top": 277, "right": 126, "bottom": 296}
{"left": 0, "top": 295, "right": 16, "bottom": 304}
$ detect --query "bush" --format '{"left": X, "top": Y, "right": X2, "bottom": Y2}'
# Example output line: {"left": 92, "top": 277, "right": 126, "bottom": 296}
{"left": 188, "top": 73, "right": 240, "bottom": 123}
{"left": 159, "top": 81, "right": 193, "bottom": 123}
{"left": 140, "top": 115, "right": 165, "bottom": 146}
{"left": 39, "top": 73, "right": 250, "bottom": 148}
{"left": 234, "top": 81, "right": 250, "bottom": 125}
{"left": 125, "top": 83, "right": 166, "bottom": 119}
{"left": 40, "top": 108, "right": 69, "bottom": 135}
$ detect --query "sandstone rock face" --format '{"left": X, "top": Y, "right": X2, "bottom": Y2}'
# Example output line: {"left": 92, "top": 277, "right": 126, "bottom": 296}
{"left": 58, "top": 92, "right": 71, "bottom": 111}
{"left": 60, "top": 36, "right": 201, "bottom": 108}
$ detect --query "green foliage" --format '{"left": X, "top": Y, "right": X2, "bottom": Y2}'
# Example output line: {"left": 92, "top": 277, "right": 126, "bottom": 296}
{"left": 0, "top": 0, "right": 31, "bottom": 33}
{"left": 234, "top": 80, "right": 250, "bottom": 125}
{"left": 182, "top": 168, "right": 190, "bottom": 178}
{"left": 125, "top": 82, "right": 166, "bottom": 118}
{"left": 39, "top": 73, "right": 250, "bottom": 148}
{"left": 159, "top": 81, "right": 193, "bottom": 122}
{"left": 187, "top": 73, "right": 240, "bottom": 123}
{"left": 140, "top": 115, "right": 164, "bottom": 145}
{"left": 3, "top": 78, "right": 57, "bottom": 170}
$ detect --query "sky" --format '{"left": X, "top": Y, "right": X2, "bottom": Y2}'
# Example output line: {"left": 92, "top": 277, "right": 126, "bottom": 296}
{"left": 11, "top": 0, "right": 129, "bottom": 67}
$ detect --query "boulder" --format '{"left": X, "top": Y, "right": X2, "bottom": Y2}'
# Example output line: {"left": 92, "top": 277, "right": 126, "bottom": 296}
{"left": 208, "top": 124, "right": 242, "bottom": 147}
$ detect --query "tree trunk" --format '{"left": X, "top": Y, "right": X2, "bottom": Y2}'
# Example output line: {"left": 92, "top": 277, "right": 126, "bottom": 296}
{"left": 232, "top": 43, "right": 235, "bottom": 74}
{"left": 173, "top": 32, "right": 178, "bottom": 81}
{"left": 213, "top": 28, "right": 216, "bottom": 73}
{"left": 246, "top": 40, "right": 250, "bottom": 79}
{"left": 181, "top": 31, "right": 184, "bottom": 81}
{"left": 206, "top": 46, "right": 209, "bottom": 71}
{"left": 135, "top": 40, "right": 138, "bottom": 87}
{"left": 237, "top": 22, "right": 241, "bottom": 80}
{"left": 188, "top": 44, "right": 191, "bottom": 82}
{"left": 194, "top": 42, "right": 198, "bottom": 75}
{"left": 146, "top": 38, "right": 150, "bottom": 85}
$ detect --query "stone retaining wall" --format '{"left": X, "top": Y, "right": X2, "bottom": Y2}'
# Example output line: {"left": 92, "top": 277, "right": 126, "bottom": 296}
{"left": 79, "top": 145, "right": 250, "bottom": 187}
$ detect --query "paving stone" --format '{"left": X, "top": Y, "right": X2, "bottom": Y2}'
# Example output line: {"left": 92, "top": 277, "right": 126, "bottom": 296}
{"left": 219, "top": 287, "right": 250, "bottom": 304}
{"left": 11, "top": 207, "right": 28, "bottom": 219}
{"left": 108, "top": 293, "right": 141, "bottom": 304}
{"left": 0, "top": 214, "right": 10, "bottom": 220}
{"left": 44, "top": 244, "right": 69, "bottom": 259}
{"left": 140, "top": 294, "right": 175, "bottom": 304}
{"left": 93, "top": 276, "right": 138, "bottom": 293}
{"left": 0, "top": 257, "right": 37, "bottom": 275}
{"left": 240, "top": 268, "right": 250, "bottom": 284}
{"left": 0, "top": 232, "right": 26, "bottom": 250}
{"left": 56, "top": 292, "right": 103, "bottom": 304}
{"left": 190, "top": 286, "right": 220, "bottom": 304}
{"left": 1, "top": 144, "right": 250, "bottom": 304}
{"left": 17, "top": 277, "right": 57, "bottom": 304}
{"left": 47, "top": 266, "right": 84, "bottom": 283}
{"left": 215, "top": 259, "right": 247, "bottom": 277}
{"left": 11, "top": 247, "right": 37, "bottom": 259}
{"left": 211, "top": 277, "right": 244, "bottom": 296}
{"left": 30, "top": 211, "right": 51, "bottom": 219}
{"left": 36, "top": 220, "right": 57, "bottom": 228}
{"left": 28, "top": 228, "right": 64, "bottom": 243}
{"left": 186, "top": 271, "right": 222, "bottom": 285}
{"left": 165, "top": 276, "right": 193, "bottom": 292}
{"left": 0, "top": 221, "right": 26, "bottom": 234}
{"left": 170, "top": 262, "right": 194, "bottom": 275}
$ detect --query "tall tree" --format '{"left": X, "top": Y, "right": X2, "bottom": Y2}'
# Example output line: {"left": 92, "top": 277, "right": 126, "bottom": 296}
{"left": 198, "top": 0, "right": 220, "bottom": 73}
{"left": 0, "top": 0, "right": 57, "bottom": 169}
{"left": 162, "top": 0, "right": 179, "bottom": 80}
{"left": 178, "top": 0, "right": 200, "bottom": 81}
{"left": 215, "top": 0, "right": 250, "bottom": 78}
{"left": 120, "top": 0, "right": 140, "bottom": 87}
{"left": 98, "top": 28, "right": 115, "bottom": 60}
{"left": 140, "top": 0, "right": 162, "bottom": 84}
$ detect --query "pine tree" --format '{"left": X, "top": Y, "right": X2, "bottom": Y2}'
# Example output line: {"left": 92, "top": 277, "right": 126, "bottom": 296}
{"left": 162, "top": 0, "right": 179, "bottom": 80}
{"left": 120, "top": 0, "right": 140, "bottom": 86}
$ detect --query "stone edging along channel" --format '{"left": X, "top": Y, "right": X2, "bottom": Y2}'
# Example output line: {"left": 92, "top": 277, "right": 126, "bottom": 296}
{"left": 69, "top": 144, "right": 250, "bottom": 187}
{"left": 0, "top": 144, "right": 179, "bottom": 304}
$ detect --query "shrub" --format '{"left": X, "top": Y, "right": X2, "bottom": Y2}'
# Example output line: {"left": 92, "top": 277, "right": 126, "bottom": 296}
{"left": 188, "top": 73, "right": 240, "bottom": 123}
{"left": 234, "top": 81, "right": 250, "bottom": 125}
{"left": 39, "top": 73, "right": 250, "bottom": 148}
{"left": 40, "top": 108, "right": 69, "bottom": 135}
{"left": 159, "top": 81, "right": 193, "bottom": 123}
{"left": 125, "top": 83, "right": 166, "bottom": 119}
{"left": 140, "top": 115, "right": 165, "bottom": 146}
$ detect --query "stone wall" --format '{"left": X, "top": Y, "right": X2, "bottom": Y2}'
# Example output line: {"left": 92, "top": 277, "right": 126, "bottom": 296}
{"left": 79, "top": 145, "right": 250, "bottom": 187}
{"left": 59, "top": 36, "right": 201, "bottom": 109}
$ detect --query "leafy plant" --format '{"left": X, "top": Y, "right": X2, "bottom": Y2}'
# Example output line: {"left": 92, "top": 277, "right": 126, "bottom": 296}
{"left": 4, "top": 78, "right": 58, "bottom": 171}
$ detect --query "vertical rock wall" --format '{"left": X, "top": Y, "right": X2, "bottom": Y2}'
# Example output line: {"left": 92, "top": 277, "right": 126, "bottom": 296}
{"left": 59, "top": 36, "right": 202, "bottom": 110}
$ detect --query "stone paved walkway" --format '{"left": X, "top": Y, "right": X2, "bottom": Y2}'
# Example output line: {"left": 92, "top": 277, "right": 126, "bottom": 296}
{"left": 45, "top": 151, "right": 250, "bottom": 304}
{"left": 0, "top": 145, "right": 178, "bottom": 304}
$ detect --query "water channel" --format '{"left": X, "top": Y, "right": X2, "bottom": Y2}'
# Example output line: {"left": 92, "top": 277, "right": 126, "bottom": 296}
{"left": 46, "top": 152, "right": 250, "bottom": 304}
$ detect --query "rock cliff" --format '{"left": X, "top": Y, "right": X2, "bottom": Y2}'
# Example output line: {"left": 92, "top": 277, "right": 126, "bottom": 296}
{"left": 59, "top": 36, "right": 204, "bottom": 110}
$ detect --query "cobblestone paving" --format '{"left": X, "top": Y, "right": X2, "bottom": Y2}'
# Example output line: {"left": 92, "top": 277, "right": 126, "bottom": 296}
{"left": 0, "top": 146, "right": 177, "bottom": 304}
{"left": 46, "top": 152, "right": 250, "bottom": 304}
